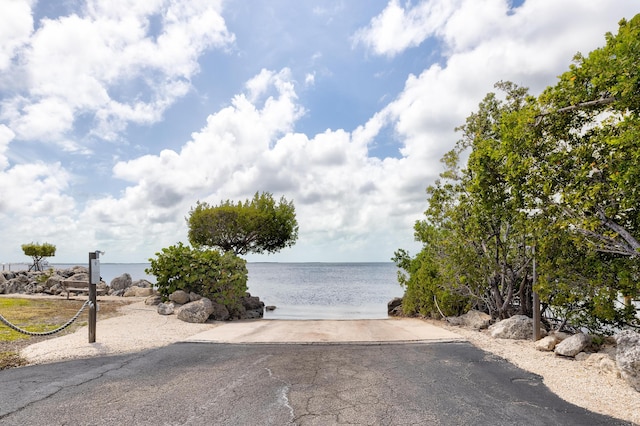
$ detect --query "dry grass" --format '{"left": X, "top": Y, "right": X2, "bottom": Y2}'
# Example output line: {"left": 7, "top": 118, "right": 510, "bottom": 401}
{"left": 0, "top": 297, "right": 133, "bottom": 369}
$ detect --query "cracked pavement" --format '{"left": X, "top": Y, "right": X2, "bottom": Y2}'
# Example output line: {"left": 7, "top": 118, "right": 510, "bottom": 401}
{"left": 0, "top": 342, "right": 630, "bottom": 425}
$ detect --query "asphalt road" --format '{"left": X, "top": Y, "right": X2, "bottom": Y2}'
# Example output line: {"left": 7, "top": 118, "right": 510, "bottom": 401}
{"left": 0, "top": 342, "right": 629, "bottom": 425}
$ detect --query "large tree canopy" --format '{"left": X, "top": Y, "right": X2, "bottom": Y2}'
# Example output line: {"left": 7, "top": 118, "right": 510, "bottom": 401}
{"left": 395, "top": 16, "right": 640, "bottom": 333}
{"left": 535, "top": 15, "right": 640, "bottom": 257}
{"left": 187, "top": 192, "right": 299, "bottom": 256}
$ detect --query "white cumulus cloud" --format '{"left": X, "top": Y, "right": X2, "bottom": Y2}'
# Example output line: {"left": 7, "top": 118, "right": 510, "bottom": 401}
{"left": 0, "top": 0, "right": 235, "bottom": 144}
{"left": 0, "top": 0, "right": 636, "bottom": 263}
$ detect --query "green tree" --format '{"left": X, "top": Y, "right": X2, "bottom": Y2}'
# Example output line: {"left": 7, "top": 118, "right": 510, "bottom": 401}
{"left": 21, "top": 242, "right": 56, "bottom": 272}
{"left": 396, "top": 83, "right": 538, "bottom": 320}
{"left": 392, "top": 224, "right": 471, "bottom": 318}
{"left": 396, "top": 16, "right": 640, "bottom": 332}
{"left": 536, "top": 15, "right": 640, "bottom": 257}
{"left": 526, "top": 16, "right": 640, "bottom": 332}
{"left": 187, "top": 192, "right": 299, "bottom": 256}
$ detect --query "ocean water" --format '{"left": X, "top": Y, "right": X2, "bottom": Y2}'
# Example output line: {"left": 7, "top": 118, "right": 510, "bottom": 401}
{"left": 247, "top": 263, "right": 403, "bottom": 320}
{"left": 42, "top": 262, "right": 403, "bottom": 320}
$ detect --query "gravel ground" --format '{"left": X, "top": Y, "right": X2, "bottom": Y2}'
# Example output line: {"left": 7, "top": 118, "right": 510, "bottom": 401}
{"left": 20, "top": 300, "right": 218, "bottom": 363}
{"left": 19, "top": 301, "right": 640, "bottom": 425}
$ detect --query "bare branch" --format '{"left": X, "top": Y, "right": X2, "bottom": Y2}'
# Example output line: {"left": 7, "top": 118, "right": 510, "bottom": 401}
{"left": 535, "top": 96, "right": 616, "bottom": 125}
{"left": 596, "top": 208, "right": 640, "bottom": 254}
{"left": 554, "top": 97, "right": 616, "bottom": 113}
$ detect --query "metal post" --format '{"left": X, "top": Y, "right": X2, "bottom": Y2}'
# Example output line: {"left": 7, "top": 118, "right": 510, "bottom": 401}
{"left": 88, "top": 251, "right": 101, "bottom": 343}
{"left": 532, "top": 246, "right": 541, "bottom": 341}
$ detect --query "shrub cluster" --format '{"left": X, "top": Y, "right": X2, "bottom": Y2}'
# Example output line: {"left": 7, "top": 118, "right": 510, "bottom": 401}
{"left": 146, "top": 243, "right": 248, "bottom": 313}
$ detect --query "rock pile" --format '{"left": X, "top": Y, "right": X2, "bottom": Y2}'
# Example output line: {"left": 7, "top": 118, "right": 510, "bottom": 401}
{"left": 1, "top": 266, "right": 102, "bottom": 296}
{"left": 151, "top": 290, "right": 265, "bottom": 323}
{"left": 465, "top": 312, "right": 639, "bottom": 393}
{"left": 0, "top": 268, "right": 153, "bottom": 297}
{"left": 108, "top": 273, "right": 155, "bottom": 297}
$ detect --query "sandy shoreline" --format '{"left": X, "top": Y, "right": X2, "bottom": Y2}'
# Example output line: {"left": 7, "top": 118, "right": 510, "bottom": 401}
{"left": 15, "top": 298, "right": 640, "bottom": 425}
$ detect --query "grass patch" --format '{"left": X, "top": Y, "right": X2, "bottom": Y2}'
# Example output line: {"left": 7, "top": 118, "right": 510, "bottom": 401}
{"left": 0, "top": 297, "right": 132, "bottom": 370}
{"left": 0, "top": 298, "right": 88, "bottom": 341}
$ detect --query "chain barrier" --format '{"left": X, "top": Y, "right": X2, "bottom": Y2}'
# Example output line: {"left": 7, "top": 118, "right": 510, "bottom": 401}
{"left": 0, "top": 300, "right": 92, "bottom": 336}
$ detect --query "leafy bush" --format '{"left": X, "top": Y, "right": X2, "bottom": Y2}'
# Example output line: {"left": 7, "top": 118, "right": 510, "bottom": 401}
{"left": 146, "top": 243, "right": 248, "bottom": 312}
{"left": 393, "top": 248, "right": 470, "bottom": 318}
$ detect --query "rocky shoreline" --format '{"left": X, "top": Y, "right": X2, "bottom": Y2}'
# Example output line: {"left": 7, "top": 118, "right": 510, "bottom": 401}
{"left": 0, "top": 266, "right": 266, "bottom": 322}
{"left": 0, "top": 266, "right": 153, "bottom": 297}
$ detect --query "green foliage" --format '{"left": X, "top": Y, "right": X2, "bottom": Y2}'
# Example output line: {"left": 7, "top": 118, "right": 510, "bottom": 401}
{"left": 188, "top": 192, "right": 299, "bottom": 256}
{"left": 35, "top": 268, "right": 56, "bottom": 284}
{"left": 393, "top": 242, "right": 470, "bottom": 318}
{"left": 397, "top": 82, "right": 538, "bottom": 320}
{"left": 535, "top": 226, "right": 639, "bottom": 334}
{"left": 146, "top": 243, "right": 248, "bottom": 312}
{"left": 395, "top": 16, "right": 640, "bottom": 332}
{"left": 537, "top": 15, "right": 640, "bottom": 257}
{"left": 21, "top": 242, "right": 56, "bottom": 272}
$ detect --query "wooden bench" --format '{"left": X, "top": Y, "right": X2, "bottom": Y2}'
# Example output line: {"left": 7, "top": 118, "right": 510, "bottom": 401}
{"left": 62, "top": 280, "right": 106, "bottom": 300}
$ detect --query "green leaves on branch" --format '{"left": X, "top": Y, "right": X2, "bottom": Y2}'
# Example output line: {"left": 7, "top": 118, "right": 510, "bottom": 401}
{"left": 187, "top": 192, "right": 299, "bottom": 256}
{"left": 537, "top": 15, "right": 640, "bottom": 257}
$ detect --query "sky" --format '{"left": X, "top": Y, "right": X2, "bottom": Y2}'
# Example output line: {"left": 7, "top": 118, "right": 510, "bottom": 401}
{"left": 0, "top": 0, "right": 637, "bottom": 264}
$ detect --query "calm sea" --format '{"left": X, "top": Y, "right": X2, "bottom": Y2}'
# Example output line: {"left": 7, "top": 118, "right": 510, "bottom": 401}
{"left": 23, "top": 262, "right": 403, "bottom": 320}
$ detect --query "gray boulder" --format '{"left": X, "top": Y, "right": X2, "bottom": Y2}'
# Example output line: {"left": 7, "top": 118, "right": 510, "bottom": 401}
{"left": 551, "top": 331, "right": 571, "bottom": 342}
{"left": 169, "top": 290, "right": 190, "bottom": 305}
{"left": 71, "top": 272, "right": 90, "bottom": 283}
{"left": 110, "top": 273, "right": 132, "bottom": 291}
{"left": 177, "top": 298, "right": 214, "bottom": 323}
{"left": 70, "top": 266, "right": 88, "bottom": 275}
{"left": 555, "top": 333, "right": 592, "bottom": 357}
{"left": 387, "top": 297, "right": 403, "bottom": 316}
{"left": 123, "top": 286, "right": 154, "bottom": 297}
{"left": 44, "top": 274, "right": 63, "bottom": 291}
{"left": 157, "top": 302, "right": 175, "bottom": 315}
{"left": 489, "top": 315, "right": 535, "bottom": 340}
{"left": 615, "top": 330, "right": 640, "bottom": 392}
{"left": 6, "top": 275, "right": 29, "bottom": 294}
{"left": 535, "top": 335, "right": 557, "bottom": 352}
{"left": 241, "top": 294, "right": 264, "bottom": 319}
{"left": 132, "top": 279, "right": 153, "bottom": 288}
{"left": 210, "top": 302, "right": 230, "bottom": 321}
{"left": 145, "top": 295, "right": 162, "bottom": 306}
{"left": 448, "top": 310, "right": 492, "bottom": 330}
